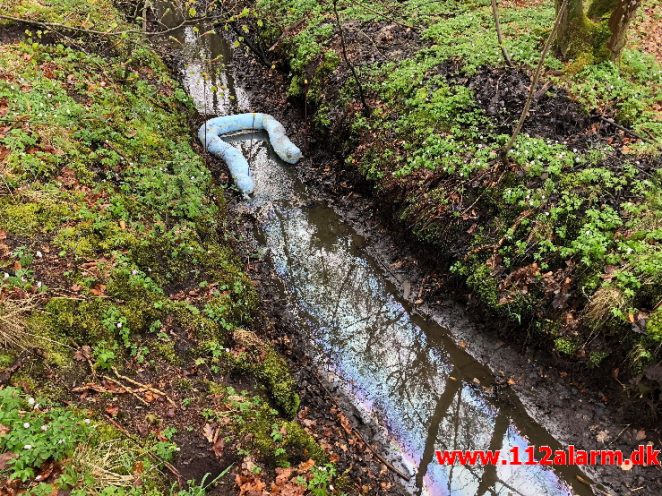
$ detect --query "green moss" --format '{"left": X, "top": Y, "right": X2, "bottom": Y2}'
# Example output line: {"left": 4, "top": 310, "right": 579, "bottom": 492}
{"left": 106, "top": 268, "right": 165, "bottom": 332}
{"left": 45, "top": 297, "right": 114, "bottom": 343}
{"left": 19, "top": 310, "right": 76, "bottom": 369}
{"left": 153, "top": 339, "right": 179, "bottom": 365}
{"left": 232, "top": 330, "right": 301, "bottom": 419}
{"left": 53, "top": 219, "right": 130, "bottom": 259}
{"left": 647, "top": 307, "right": 662, "bottom": 342}
{"left": 465, "top": 263, "right": 500, "bottom": 309}
{"left": 221, "top": 387, "right": 325, "bottom": 467}
{"left": 280, "top": 420, "right": 325, "bottom": 463}
{"left": 0, "top": 200, "right": 71, "bottom": 236}
{"left": 0, "top": 350, "right": 18, "bottom": 368}
{"left": 260, "top": 352, "right": 301, "bottom": 419}
{"left": 169, "top": 302, "right": 224, "bottom": 342}
{"left": 554, "top": 337, "right": 578, "bottom": 356}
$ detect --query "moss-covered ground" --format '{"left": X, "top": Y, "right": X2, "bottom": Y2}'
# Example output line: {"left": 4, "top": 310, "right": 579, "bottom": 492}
{"left": 0, "top": 0, "right": 339, "bottom": 493}
{"left": 241, "top": 0, "right": 661, "bottom": 386}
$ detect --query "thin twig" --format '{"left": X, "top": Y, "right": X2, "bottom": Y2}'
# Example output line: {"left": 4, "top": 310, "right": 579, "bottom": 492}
{"left": 227, "top": 22, "right": 271, "bottom": 67}
{"left": 111, "top": 366, "right": 177, "bottom": 407}
{"left": 331, "top": 0, "right": 371, "bottom": 117}
{"left": 101, "top": 375, "right": 150, "bottom": 406}
{"left": 599, "top": 115, "right": 650, "bottom": 142}
{"left": 490, "top": 0, "right": 513, "bottom": 67}
{"left": 500, "top": 0, "right": 568, "bottom": 162}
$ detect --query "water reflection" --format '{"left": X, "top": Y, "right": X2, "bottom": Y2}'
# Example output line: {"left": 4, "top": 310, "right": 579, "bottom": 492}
{"left": 154, "top": 1, "right": 250, "bottom": 114}
{"left": 156, "top": 4, "right": 594, "bottom": 491}
{"left": 253, "top": 170, "right": 583, "bottom": 495}
{"left": 216, "top": 132, "right": 591, "bottom": 495}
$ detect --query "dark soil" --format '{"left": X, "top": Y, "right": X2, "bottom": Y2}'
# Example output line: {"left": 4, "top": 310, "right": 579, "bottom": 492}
{"left": 467, "top": 66, "right": 595, "bottom": 142}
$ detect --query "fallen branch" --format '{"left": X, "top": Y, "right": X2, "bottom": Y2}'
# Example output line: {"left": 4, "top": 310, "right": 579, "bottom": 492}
{"left": 101, "top": 375, "right": 150, "bottom": 406}
{"left": 533, "top": 80, "right": 552, "bottom": 101}
{"left": 500, "top": 0, "right": 568, "bottom": 162}
{"left": 599, "top": 115, "right": 649, "bottom": 142}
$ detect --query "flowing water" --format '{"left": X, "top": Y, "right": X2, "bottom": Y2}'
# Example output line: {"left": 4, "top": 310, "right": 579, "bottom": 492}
{"left": 155, "top": 6, "right": 595, "bottom": 495}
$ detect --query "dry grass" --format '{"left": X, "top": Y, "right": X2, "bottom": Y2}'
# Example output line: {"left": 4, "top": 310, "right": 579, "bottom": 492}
{"left": 0, "top": 297, "right": 38, "bottom": 349}
{"left": 70, "top": 440, "right": 145, "bottom": 494}
{"left": 584, "top": 286, "right": 627, "bottom": 328}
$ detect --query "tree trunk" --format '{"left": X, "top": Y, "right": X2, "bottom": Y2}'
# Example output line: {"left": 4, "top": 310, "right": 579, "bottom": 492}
{"left": 606, "top": 0, "right": 641, "bottom": 60}
{"left": 555, "top": 0, "right": 642, "bottom": 61}
{"left": 554, "top": 0, "right": 593, "bottom": 59}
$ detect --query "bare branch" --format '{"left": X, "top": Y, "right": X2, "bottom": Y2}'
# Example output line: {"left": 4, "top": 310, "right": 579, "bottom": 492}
{"left": 500, "top": 0, "right": 568, "bottom": 162}
{"left": 490, "top": 0, "right": 513, "bottom": 67}
{"left": 332, "top": 0, "right": 371, "bottom": 117}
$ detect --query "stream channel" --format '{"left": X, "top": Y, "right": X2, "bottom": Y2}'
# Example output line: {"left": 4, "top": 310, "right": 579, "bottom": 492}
{"left": 155, "top": 5, "right": 597, "bottom": 495}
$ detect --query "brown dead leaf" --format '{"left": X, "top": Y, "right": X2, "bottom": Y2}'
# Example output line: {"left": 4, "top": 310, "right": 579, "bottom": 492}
{"left": 274, "top": 467, "right": 293, "bottom": 485}
{"left": 90, "top": 284, "right": 106, "bottom": 296}
{"left": 74, "top": 345, "right": 92, "bottom": 362}
{"left": 297, "top": 459, "right": 315, "bottom": 473}
{"left": 635, "top": 429, "right": 647, "bottom": 441}
{"left": 236, "top": 471, "right": 267, "bottom": 496}
{"left": 202, "top": 423, "right": 215, "bottom": 443}
{"left": 212, "top": 437, "right": 224, "bottom": 459}
{"left": 105, "top": 404, "right": 119, "bottom": 417}
{"left": 0, "top": 451, "right": 16, "bottom": 470}
{"left": 133, "top": 460, "right": 144, "bottom": 475}
{"left": 35, "top": 460, "right": 56, "bottom": 481}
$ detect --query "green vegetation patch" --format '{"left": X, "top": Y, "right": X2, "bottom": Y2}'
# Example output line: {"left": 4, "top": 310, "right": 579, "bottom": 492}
{"left": 0, "top": 386, "right": 171, "bottom": 494}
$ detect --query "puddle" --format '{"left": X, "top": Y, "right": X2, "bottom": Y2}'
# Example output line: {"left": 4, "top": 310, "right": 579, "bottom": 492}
{"left": 154, "top": 5, "right": 595, "bottom": 494}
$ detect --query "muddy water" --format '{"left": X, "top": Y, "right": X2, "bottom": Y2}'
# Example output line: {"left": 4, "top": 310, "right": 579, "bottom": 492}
{"left": 155, "top": 7, "right": 594, "bottom": 495}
